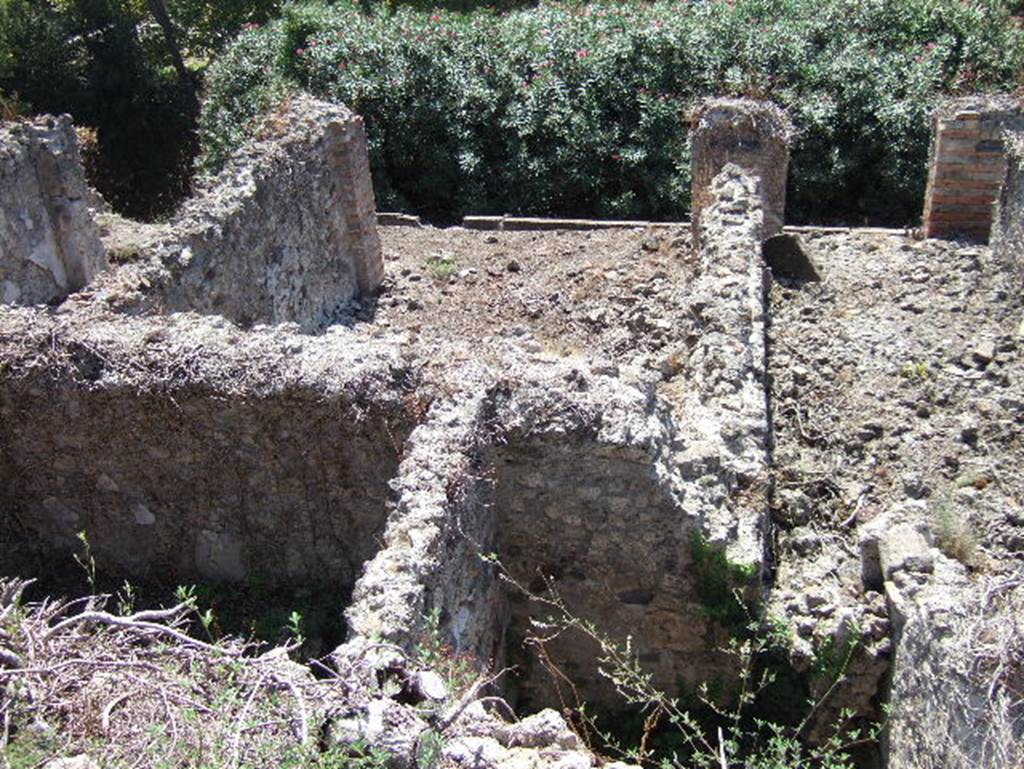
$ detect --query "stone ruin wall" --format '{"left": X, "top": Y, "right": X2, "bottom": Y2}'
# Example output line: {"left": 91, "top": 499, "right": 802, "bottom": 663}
{"left": 0, "top": 115, "right": 108, "bottom": 305}
{"left": 922, "top": 96, "right": 1024, "bottom": 242}
{"left": 2, "top": 94, "right": 383, "bottom": 333}
{"left": 0, "top": 306, "right": 414, "bottom": 590}
{"left": 340, "top": 161, "right": 774, "bottom": 712}
{"left": 993, "top": 129, "right": 1024, "bottom": 288}
{"left": 689, "top": 98, "right": 792, "bottom": 246}
{"left": 859, "top": 511, "right": 1023, "bottom": 769}
{"left": 0, "top": 96, "right": 779, "bottom": 721}
{"left": 5, "top": 91, "right": 1023, "bottom": 767}
{"left": 134, "top": 96, "right": 383, "bottom": 331}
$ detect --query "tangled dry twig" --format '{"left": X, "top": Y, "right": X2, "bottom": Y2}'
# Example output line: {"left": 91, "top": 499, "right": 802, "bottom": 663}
{"left": 0, "top": 578, "right": 349, "bottom": 769}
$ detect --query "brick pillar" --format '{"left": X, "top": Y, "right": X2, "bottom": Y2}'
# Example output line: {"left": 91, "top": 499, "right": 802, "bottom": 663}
{"left": 922, "top": 97, "right": 1024, "bottom": 242}
{"left": 690, "top": 98, "right": 793, "bottom": 246}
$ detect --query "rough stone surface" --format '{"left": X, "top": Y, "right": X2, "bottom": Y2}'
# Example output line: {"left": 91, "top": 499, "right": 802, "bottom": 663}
{"left": 5, "top": 100, "right": 1024, "bottom": 769}
{"left": 883, "top": 557, "right": 1022, "bottom": 769}
{"left": 0, "top": 303, "right": 415, "bottom": 588}
{"left": 690, "top": 98, "right": 792, "bottom": 244}
{"left": 340, "top": 165, "right": 771, "bottom": 712}
{"left": 993, "top": 129, "right": 1024, "bottom": 288}
{"left": 88, "top": 94, "right": 382, "bottom": 332}
{"left": 0, "top": 115, "right": 107, "bottom": 305}
{"left": 765, "top": 222, "right": 1024, "bottom": 758}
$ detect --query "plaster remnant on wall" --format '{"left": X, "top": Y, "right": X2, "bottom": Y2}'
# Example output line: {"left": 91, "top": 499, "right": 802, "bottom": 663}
{"left": 0, "top": 115, "right": 108, "bottom": 305}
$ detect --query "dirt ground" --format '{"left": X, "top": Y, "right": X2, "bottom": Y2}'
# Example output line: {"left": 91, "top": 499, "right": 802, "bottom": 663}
{"left": 767, "top": 231, "right": 1024, "bottom": 572}
{"left": 354, "top": 225, "right": 696, "bottom": 373}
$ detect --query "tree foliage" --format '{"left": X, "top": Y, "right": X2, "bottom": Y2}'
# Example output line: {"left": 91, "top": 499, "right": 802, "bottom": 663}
{"left": 0, "top": 0, "right": 278, "bottom": 219}
{"left": 199, "top": 0, "right": 1024, "bottom": 225}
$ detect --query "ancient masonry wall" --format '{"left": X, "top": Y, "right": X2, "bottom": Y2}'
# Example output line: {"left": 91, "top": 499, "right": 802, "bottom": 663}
{"left": 690, "top": 98, "right": 792, "bottom": 246}
{"left": 339, "top": 164, "right": 773, "bottom": 711}
{"left": 0, "top": 115, "right": 108, "bottom": 306}
{"left": 0, "top": 305, "right": 414, "bottom": 591}
{"left": 922, "top": 97, "right": 1024, "bottom": 242}
{"left": 122, "top": 95, "right": 383, "bottom": 332}
{"left": 992, "top": 130, "right": 1024, "bottom": 288}
{"left": 2, "top": 96, "right": 383, "bottom": 333}
{"left": 859, "top": 512, "right": 1023, "bottom": 769}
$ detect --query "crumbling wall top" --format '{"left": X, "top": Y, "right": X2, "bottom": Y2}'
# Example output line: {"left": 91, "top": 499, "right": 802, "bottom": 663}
{"left": 0, "top": 114, "right": 108, "bottom": 306}
{"left": 690, "top": 97, "right": 796, "bottom": 144}
{"left": 690, "top": 98, "right": 793, "bottom": 242}
{"left": 932, "top": 94, "right": 1024, "bottom": 121}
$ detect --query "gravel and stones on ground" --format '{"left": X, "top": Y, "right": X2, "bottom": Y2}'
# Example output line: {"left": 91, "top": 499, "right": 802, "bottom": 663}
{"left": 765, "top": 230, "right": 1024, "bottom": 725}
{"left": 348, "top": 225, "right": 695, "bottom": 377}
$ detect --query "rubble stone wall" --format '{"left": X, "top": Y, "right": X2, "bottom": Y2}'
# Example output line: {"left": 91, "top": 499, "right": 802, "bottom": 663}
{"left": 992, "top": 130, "right": 1024, "bottom": 287}
{"left": 678, "top": 163, "right": 771, "bottom": 569}
{"left": 0, "top": 306, "right": 413, "bottom": 589}
{"left": 147, "top": 95, "right": 383, "bottom": 332}
{"left": 490, "top": 437, "right": 728, "bottom": 711}
{"left": 0, "top": 115, "right": 107, "bottom": 306}
{"left": 869, "top": 517, "right": 1023, "bottom": 769}
{"left": 340, "top": 165, "right": 773, "bottom": 712}
{"left": 922, "top": 96, "right": 1024, "bottom": 242}
{"left": 690, "top": 98, "right": 792, "bottom": 245}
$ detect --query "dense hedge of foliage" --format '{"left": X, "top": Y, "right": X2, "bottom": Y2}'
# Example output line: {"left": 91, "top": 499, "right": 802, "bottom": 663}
{"left": 200, "top": 0, "right": 1024, "bottom": 225}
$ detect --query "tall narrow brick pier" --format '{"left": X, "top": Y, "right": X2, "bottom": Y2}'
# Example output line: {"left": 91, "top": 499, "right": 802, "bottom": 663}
{"left": 922, "top": 97, "right": 1024, "bottom": 242}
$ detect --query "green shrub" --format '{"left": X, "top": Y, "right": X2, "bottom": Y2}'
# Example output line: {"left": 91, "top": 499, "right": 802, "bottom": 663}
{"left": 199, "top": 0, "right": 1024, "bottom": 225}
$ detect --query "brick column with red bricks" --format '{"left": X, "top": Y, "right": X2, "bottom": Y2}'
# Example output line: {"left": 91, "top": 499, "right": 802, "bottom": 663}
{"left": 922, "top": 97, "right": 1024, "bottom": 242}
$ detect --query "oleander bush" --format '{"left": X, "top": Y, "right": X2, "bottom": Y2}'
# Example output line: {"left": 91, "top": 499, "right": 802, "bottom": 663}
{"left": 201, "top": 0, "right": 1023, "bottom": 224}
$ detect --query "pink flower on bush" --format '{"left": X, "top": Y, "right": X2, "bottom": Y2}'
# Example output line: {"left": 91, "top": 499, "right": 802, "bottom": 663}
{"left": 577, "top": 48, "right": 589, "bottom": 58}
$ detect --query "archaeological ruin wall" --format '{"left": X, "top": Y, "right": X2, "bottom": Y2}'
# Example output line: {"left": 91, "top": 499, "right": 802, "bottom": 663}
{"left": 0, "top": 305, "right": 415, "bottom": 592}
{"left": 339, "top": 163, "right": 774, "bottom": 713}
{"left": 11, "top": 88, "right": 1023, "bottom": 767}
{"left": 922, "top": 96, "right": 1024, "bottom": 242}
{"left": 690, "top": 98, "right": 792, "bottom": 246}
{"left": 993, "top": 129, "right": 1024, "bottom": 288}
{"left": 2, "top": 95, "right": 383, "bottom": 333}
{"left": 0, "top": 115, "right": 108, "bottom": 306}
{"left": 0, "top": 95, "right": 394, "bottom": 612}
{"left": 136, "top": 96, "right": 382, "bottom": 331}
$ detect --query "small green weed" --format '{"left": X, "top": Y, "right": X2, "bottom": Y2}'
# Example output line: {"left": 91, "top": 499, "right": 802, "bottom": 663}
{"left": 933, "top": 493, "right": 979, "bottom": 567}
{"left": 689, "top": 531, "right": 759, "bottom": 632}
{"left": 414, "top": 607, "right": 477, "bottom": 695}
{"left": 426, "top": 251, "right": 458, "bottom": 281}
{"left": 900, "top": 360, "right": 930, "bottom": 381}
{"left": 72, "top": 530, "right": 96, "bottom": 593}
